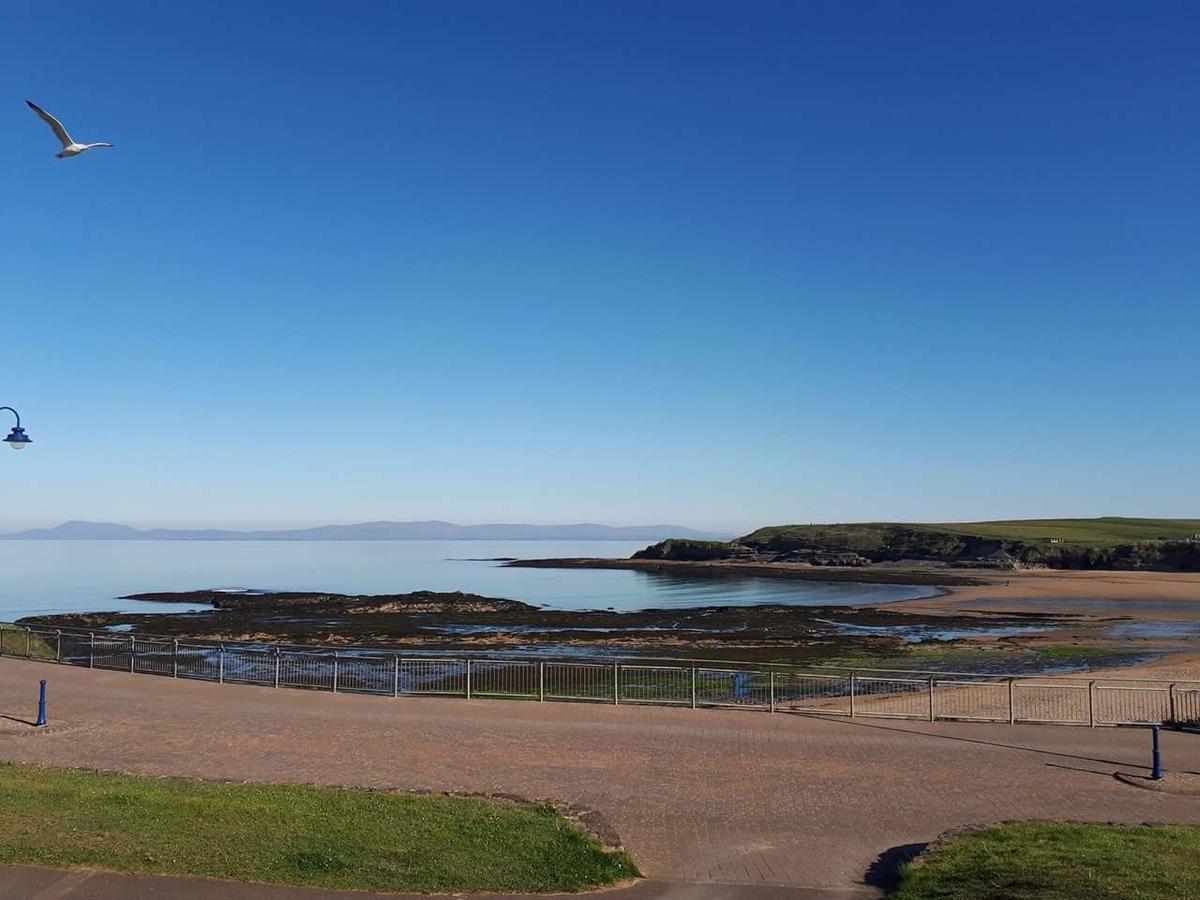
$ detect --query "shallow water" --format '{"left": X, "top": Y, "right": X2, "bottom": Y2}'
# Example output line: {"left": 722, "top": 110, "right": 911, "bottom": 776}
{"left": 0, "top": 540, "right": 938, "bottom": 618}
{"left": 1106, "top": 620, "right": 1200, "bottom": 639}
{"left": 426, "top": 623, "right": 714, "bottom": 635}
{"left": 812, "top": 617, "right": 1053, "bottom": 644}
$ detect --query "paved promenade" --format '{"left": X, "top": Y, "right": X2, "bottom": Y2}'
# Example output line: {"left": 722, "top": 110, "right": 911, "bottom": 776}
{"left": 1, "top": 659, "right": 1199, "bottom": 897}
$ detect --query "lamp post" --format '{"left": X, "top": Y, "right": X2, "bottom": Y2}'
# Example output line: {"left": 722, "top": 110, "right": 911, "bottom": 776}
{"left": 1, "top": 407, "right": 32, "bottom": 450}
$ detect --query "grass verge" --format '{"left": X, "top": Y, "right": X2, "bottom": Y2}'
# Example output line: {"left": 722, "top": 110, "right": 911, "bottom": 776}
{"left": 892, "top": 822, "right": 1200, "bottom": 899}
{"left": 0, "top": 763, "right": 637, "bottom": 893}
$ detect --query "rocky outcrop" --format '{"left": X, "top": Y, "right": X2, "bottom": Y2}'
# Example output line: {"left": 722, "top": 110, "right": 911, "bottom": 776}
{"left": 631, "top": 539, "right": 736, "bottom": 561}
{"left": 121, "top": 589, "right": 534, "bottom": 614}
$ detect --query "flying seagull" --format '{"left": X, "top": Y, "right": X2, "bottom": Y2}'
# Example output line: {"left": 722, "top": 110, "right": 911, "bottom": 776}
{"left": 25, "top": 100, "right": 113, "bottom": 158}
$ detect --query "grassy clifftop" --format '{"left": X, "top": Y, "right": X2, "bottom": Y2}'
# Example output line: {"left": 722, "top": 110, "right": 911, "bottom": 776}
{"left": 743, "top": 517, "right": 1200, "bottom": 548}
{"left": 635, "top": 518, "right": 1200, "bottom": 570}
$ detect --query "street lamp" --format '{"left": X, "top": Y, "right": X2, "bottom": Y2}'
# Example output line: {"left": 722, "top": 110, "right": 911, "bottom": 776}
{"left": 1, "top": 407, "right": 31, "bottom": 450}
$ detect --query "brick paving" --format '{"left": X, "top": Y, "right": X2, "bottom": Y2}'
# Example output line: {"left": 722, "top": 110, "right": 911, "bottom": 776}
{"left": 1, "top": 659, "right": 1199, "bottom": 897}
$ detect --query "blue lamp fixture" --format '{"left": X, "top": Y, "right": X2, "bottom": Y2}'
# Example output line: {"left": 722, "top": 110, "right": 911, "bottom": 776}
{"left": 1, "top": 407, "right": 31, "bottom": 450}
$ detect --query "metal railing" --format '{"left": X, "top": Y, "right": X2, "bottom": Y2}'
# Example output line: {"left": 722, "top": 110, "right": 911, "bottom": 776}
{"left": 2, "top": 622, "right": 1196, "bottom": 728}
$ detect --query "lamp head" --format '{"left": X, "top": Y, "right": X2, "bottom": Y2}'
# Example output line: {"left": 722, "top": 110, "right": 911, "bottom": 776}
{"left": 4, "top": 426, "right": 31, "bottom": 450}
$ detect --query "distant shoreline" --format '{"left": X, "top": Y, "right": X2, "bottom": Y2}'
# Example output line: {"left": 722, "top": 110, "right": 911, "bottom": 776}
{"left": 0, "top": 520, "right": 731, "bottom": 543}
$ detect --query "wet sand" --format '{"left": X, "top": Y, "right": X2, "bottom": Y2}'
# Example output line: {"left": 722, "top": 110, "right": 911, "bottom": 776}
{"left": 888, "top": 568, "right": 1200, "bottom": 617}
{"left": 885, "top": 568, "right": 1200, "bottom": 682}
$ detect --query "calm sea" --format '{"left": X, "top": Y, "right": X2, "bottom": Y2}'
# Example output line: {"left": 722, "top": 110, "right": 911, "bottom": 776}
{"left": 0, "top": 540, "right": 938, "bottom": 619}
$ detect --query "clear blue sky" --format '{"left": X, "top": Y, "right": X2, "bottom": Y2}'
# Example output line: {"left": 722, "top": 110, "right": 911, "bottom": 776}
{"left": 2, "top": 1, "right": 1197, "bottom": 533}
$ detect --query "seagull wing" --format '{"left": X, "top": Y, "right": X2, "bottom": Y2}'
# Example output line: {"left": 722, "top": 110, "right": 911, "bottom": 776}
{"left": 26, "top": 100, "right": 73, "bottom": 147}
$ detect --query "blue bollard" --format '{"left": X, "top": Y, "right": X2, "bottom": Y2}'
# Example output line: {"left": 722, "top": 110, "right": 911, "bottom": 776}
{"left": 1151, "top": 724, "right": 1163, "bottom": 780}
{"left": 34, "top": 679, "right": 47, "bottom": 727}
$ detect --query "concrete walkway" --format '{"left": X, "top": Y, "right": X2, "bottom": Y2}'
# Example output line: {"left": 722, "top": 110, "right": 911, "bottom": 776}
{"left": 1, "top": 659, "right": 1198, "bottom": 898}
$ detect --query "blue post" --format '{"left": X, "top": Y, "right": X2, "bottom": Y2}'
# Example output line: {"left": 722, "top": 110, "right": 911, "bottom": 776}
{"left": 35, "top": 679, "right": 47, "bottom": 727}
{"left": 1151, "top": 724, "right": 1163, "bottom": 780}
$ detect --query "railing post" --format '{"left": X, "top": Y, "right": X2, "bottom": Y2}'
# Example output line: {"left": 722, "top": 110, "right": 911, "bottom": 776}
{"left": 1169, "top": 684, "right": 1177, "bottom": 724}
{"left": 218, "top": 644, "right": 225, "bottom": 684}
{"left": 392, "top": 655, "right": 399, "bottom": 697}
{"left": 769, "top": 669, "right": 776, "bottom": 713}
{"left": 691, "top": 667, "right": 697, "bottom": 709}
{"left": 55, "top": 630, "right": 62, "bottom": 662}
{"left": 1008, "top": 678, "right": 1015, "bottom": 724}
{"left": 173, "top": 640, "right": 179, "bottom": 678}
{"left": 275, "top": 648, "right": 282, "bottom": 688}
{"left": 128, "top": 635, "right": 135, "bottom": 673}
{"left": 538, "top": 661, "right": 545, "bottom": 702}
{"left": 928, "top": 676, "right": 935, "bottom": 722}
{"left": 332, "top": 651, "right": 339, "bottom": 693}
{"left": 613, "top": 662, "right": 619, "bottom": 705}
{"left": 849, "top": 673, "right": 856, "bottom": 717}
{"left": 25, "top": 627, "right": 32, "bottom": 659}
{"left": 1088, "top": 680, "right": 1096, "bottom": 727}
{"left": 89, "top": 632, "right": 95, "bottom": 668}
{"left": 465, "top": 659, "right": 472, "bottom": 699}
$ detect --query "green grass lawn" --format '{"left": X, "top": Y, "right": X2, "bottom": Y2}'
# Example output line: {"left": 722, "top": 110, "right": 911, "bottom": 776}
{"left": 905, "top": 517, "right": 1200, "bottom": 546}
{"left": 0, "top": 763, "right": 637, "bottom": 893}
{"left": 745, "top": 517, "right": 1200, "bottom": 549}
{"left": 892, "top": 822, "right": 1200, "bottom": 899}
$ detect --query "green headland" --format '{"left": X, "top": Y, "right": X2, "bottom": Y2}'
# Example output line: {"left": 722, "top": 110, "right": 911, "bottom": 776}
{"left": 635, "top": 517, "right": 1200, "bottom": 570}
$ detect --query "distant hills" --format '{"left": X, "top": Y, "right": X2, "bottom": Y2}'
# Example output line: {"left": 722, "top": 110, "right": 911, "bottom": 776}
{"left": 0, "top": 520, "right": 732, "bottom": 542}
{"left": 634, "top": 517, "right": 1200, "bottom": 571}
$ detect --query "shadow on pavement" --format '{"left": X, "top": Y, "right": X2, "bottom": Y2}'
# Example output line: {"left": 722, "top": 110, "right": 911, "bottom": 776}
{"left": 1043, "top": 761, "right": 1127, "bottom": 779}
{"left": 863, "top": 842, "right": 926, "bottom": 892}
{"left": 819, "top": 715, "right": 1149, "bottom": 768}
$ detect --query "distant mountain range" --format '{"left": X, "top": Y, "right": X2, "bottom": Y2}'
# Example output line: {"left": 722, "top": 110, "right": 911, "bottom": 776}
{"left": 0, "top": 520, "right": 732, "bottom": 542}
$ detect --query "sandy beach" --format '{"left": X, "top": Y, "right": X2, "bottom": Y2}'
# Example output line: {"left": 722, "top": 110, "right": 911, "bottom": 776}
{"left": 894, "top": 567, "right": 1200, "bottom": 616}
{"left": 504, "top": 558, "right": 1200, "bottom": 676}
{"left": 887, "top": 568, "right": 1200, "bottom": 681}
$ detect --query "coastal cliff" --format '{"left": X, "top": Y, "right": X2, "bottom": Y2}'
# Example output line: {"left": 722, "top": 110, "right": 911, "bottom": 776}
{"left": 633, "top": 518, "right": 1200, "bottom": 572}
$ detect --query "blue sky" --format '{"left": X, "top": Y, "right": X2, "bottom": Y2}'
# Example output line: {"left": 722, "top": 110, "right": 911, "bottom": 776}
{"left": 2, "top": 1, "right": 1197, "bottom": 533}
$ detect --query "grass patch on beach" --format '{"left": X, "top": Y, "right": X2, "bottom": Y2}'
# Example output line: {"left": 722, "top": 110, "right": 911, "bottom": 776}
{"left": 0, "top": 763, "right": 637, "bottom": 893}
{"left": 892, "top": 822, "right": 1200, "bottom": 899}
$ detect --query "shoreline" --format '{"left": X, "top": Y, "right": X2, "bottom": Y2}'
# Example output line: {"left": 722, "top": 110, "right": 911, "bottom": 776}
{"left": 504, "top": 556, "right": 982, "bottom": 587}
{"left": 506, "top": 557, "right": 1200, "bottom": 613}
{"left": 500, "top": 559, "right": 1200, "bottom": 676}
{"left": 12, "top": 562, "right": 1200, "bottom": 676}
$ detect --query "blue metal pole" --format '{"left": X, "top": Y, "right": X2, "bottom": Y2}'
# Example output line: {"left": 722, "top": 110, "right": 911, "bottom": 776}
{"left": 1151, "top": 725, "right": 1163, "bottom": 780}
{"left": 35, "top": 679, "right": 47, "bottom": 727}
